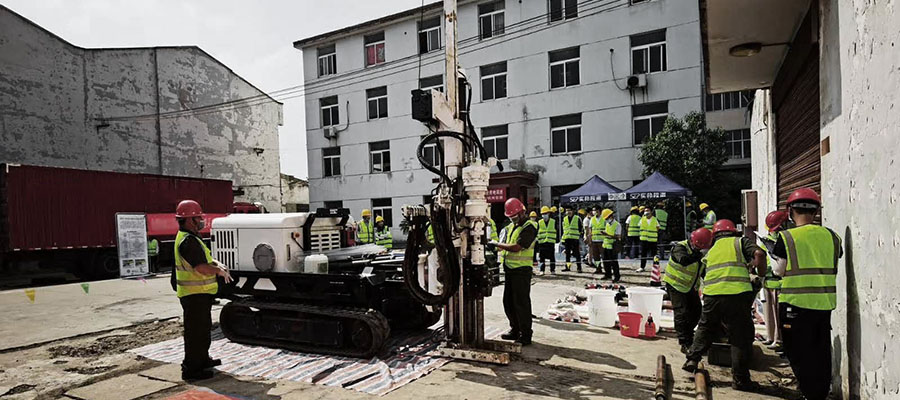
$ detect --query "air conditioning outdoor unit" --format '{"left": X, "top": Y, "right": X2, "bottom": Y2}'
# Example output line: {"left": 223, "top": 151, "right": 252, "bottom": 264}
{"left": 323, "top": 127, "right": 337, "bottom": 139}
{"left": 626, "top": 74, "right": 647, "bottom": 89}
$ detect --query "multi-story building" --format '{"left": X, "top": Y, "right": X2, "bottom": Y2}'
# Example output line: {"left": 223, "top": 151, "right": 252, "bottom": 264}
{"left": 295, "top": 0, "right": 746, "bottom": 239}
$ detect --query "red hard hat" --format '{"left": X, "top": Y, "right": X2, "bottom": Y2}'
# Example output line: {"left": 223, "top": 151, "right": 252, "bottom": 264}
{"left": 787, "top": 187, "right": 821, "bottom": 207}
{"left": 690, "top": 228, "right": 714, "bottom": 250}
{"left": 765, "top": 210, "right": 789, "bottom": 232}
{"left": 712, "top": 219, "right": 737, "bottom": 235}
{"left": 175, "top": 200, "right": 204, "bottom": 218}
{"left": 504, "top": 198, "right": 526, "bottom": 217}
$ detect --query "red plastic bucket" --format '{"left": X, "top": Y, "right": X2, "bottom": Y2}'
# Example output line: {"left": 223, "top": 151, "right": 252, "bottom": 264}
{"left": 618, "top": 312, "right": 643, "bottom": 338}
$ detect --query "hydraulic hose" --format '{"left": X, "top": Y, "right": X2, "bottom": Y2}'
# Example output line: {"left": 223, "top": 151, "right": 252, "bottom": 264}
{"left": 402, "top": 209, "right": 460, "bottom": 306}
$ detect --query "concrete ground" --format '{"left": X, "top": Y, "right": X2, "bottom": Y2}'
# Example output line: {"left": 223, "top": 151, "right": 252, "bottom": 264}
{"left": 0, "top": 260, "right": 800, "bottom": 400}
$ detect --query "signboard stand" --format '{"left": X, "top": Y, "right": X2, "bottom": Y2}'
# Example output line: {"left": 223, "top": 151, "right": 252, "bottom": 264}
{"left": 115, "top": 213, "right": 154, "bottom": 279}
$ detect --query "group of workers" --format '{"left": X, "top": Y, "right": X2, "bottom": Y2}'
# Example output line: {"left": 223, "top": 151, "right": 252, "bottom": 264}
{"left": 663, "top": 188, "right": 840, "bottom": 398}
{"left": 355, "top": 208, "right": 394, "bottom": 249}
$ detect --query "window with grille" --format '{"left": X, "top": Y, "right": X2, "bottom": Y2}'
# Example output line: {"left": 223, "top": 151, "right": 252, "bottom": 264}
{"left": 372, "top": 198, "right": 393, "bottom": 226}
{"left": 479, "top": 1, "right": 505, "bottom": 39}
{"left": 419, "top": 75, "right": 444, "bottom": 92}
{"left": 317, "top": 44, "right": 336, "bottom": 77}
{"left": 364, "top": 31, "right": 385, "bottom": 67}
{"left": 482, "top": 125, "right": 509, "bottom": 160}
{"left": 369, "top": 140, "right": 391, "bottom": 173}
{"left": 632, "top": 102, "right": 668, "bottom": 145}
{"left": 323, "top": 147, "right": 341, "bottom": 177}
{"left": 549, "top": 0, "right": 578, "bottom": 22}
{"left": 366, "top": 86, "right": 388, "bottom": 120}
{"left": 550, "top": 114, "right": 582, "bottom": 154}
{"left": 320, "top": 96, "right": 339, "bottom": 127}
{"left": 631, "top": 30, "right": 667, "bottom": 74}
{"left": 480, "top": 61, "right": 507, "bottom": 100}
{"left": 418, "top": 17, "right": 441, "bottom": 54}
{"left": 725, "top": 129, "right": 752, "bottom": 159}
{"left": 549, "top": 47, "right": 579, "bottom": 89}
{"left": 706, "top": 90, "right": 755, "bottom": 111}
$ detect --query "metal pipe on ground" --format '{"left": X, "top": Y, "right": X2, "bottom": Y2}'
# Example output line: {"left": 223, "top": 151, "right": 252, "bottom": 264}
{"left": 654, "top": 354, "right": 668, "bottom": 400}
{"left": 694, "top": 362, "right": 709, "bottom": 400}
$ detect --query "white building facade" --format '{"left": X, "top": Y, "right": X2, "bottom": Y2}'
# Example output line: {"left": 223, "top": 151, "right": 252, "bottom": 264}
{"left": 297, "top": 0, "right": 744, "bottom": 238}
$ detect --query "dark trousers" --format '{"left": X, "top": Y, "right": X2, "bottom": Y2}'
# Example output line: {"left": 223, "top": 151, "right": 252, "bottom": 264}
{"left": 657, "top": 231, "right": 668, "bottom": 259}
{"left": 538, "top": 243, "right": 556, "bottom": 272}
{"left": 602, "top": 247, "right": 620, "bottom": 280}
{"left": 627, "top": 236, "right": 640, "bottom": 258}
{"left": 639, "top": 240, "right": 656, "bottom": 269}
{"left": 503, "top": 266, "right": 533, "bottom": 338}
{"left": 180, "top": 293, "right": 214, "bottom": 373}
{"left": 666, "top": 283, "right": 702, "bottom": 347}
{"left": 563, "top": 239, "right": 581, "bottom": 270}
{"left": 687, "top": 292, "right": 755, "bottom": 383}
{"left": 780, "top": 304, "right": 832, "bottom": 400}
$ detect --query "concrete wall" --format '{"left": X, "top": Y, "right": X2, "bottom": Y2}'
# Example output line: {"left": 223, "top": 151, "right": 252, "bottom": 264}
{"left": 280, "top": 173, "right": 310, "bottom": 212}
{"left": 749, "top": 89, "right": 777, "bottom": 225}
{"left": 0, "top": 6, "right": 283, "bottom": 211}
{"left": 300, "top": 0, "right": 705, "bottom": 237}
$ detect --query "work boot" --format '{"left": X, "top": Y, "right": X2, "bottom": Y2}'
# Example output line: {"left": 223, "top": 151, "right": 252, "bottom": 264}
{"left": 680, "top": 345, "right": 690, "bottom": 355}
{"left": 204, "top": 358, "right": 222, "bottom": 369}
{"left": 500, "top": 330, "right": 519, "bottom": 340}
{"left": 681, "top": 359, "right": 699, "bottom": 373}
{"left": 732, "top": 379, "right": 759, "bottom": 392}
{"left": 516, "top": 336, "right": 532, "bottom": 346}
{"left": 182, "top": 369, "right": 214, "bottom": 382}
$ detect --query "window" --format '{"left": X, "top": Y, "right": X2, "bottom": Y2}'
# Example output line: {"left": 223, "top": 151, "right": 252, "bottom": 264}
{"left": 323, "top": 147, "right": 341, "bottom": 177}
{"left": 631, "top": 30, "right": 667, "bottom": 74}
{"left": 324, "top": 200, "right": 343, "bottom": 210}
{"left": 419, "top": 75, "right": 444, "bottom": 92}
{"left": 369, "top": 141, "right": 391, "bottom": 173}
{"left": 364, "top": 31, "right": 386, "bottom": 67}
{"left": 317, "top": 44, "right": 336, "bottom": 77}
{"left": 320, "top": 96, "right": 339, "bottom": 127}
{"left": 372, "top": 198, "right": 393, "bottom": 226}
{"left": 550, "top": 114, "right": 582, "bottom": 154}
{"left": 630, "top": 0, "right": 652, "bottom": 4}
{"left": 366, "top": 86, "right": 388, "bottom": 120}
{"left": 421, "top": 135, "right": 441, "bottom": 167}
{"left": 480, "top": 62, "right": 507, "bottom": 101}
{"left": 479, "top": 1, "right": 505, "bottom": 39}
{"left": 706, "top": 90, "right": 755, "bottom": 111}
{"left": 726, "top": 129, "right": 751, "bottom": 159}
{"left": 418, "top": 17, "right": 441, "bottom": 54}
{"left": 549, "top": 47, "right": 580, "bottom": 89}
{"left": 482, "top": 125, "right": 509, "bottom": 160}
{"left": 549, "top": 0, "right": 578, "bottom": 22}
{"left": 632, "top": 102, "right": 668, "bottom": 145}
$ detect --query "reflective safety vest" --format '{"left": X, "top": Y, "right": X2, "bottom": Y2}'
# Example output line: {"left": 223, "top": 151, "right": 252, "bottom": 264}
{"left": 627, "top": 214, "right": 641, "bottom": 237}
{"left": 590, "top": 217, "right": 606, "bottom": 242}
{"left": 762, "top": 232, "right": 782, "bottom": 290}
{"left": 778, "top": 225, "right": 840, "bottom": 310}
{"left": 639, "top": 216, "right": 659, "bottom": 243}
{"left": 174, "top": 231, "right": 218, "bottom": 298}
{"left": 490, "top": 219, "right": 499, "bottom": 241}
{"left": 655, "top": 209, "right": 668, "bottom": 231}
{"left": 538, "top": 219, "right": 557, "bottom": 244}
{"left": 358, "top": 220, "right": 374, "bottom": 244}
{"left": 426, "top": 223, "right": 434, "bottom": 245}
{"left": 375, "top": 226, "right": 393, "bottom": 249}
{"left": 703, "top": 210, "right": 717, "bottom": 230}
{"left": 663, "top": 240, "right": 702, "bottom": 293}
{"left": 562, "top": 216, "right": 581, "bottom": 240}
{"left": 603, "top": 220, "right": 619, "bottom": 250}
{"left": 147, "top": 238, "right": 159, "bottom": 257}
{"left": 702, "top": 236, "right": 752, "bottom": 296}
{"left": 499, "top": 221, "right": 536, "bottom": 269}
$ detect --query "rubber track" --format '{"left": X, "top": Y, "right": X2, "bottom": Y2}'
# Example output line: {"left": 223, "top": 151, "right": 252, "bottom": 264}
{"left": 220, "top": 298, "right": 391, "bottom": 359}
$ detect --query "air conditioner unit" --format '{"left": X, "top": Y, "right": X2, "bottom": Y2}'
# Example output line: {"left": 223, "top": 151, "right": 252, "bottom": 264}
{"left": 626, "top": 74, "right": 647, "bottom": 89}
{"left": 323, "top": 127, "right": 337, "bottom": 139}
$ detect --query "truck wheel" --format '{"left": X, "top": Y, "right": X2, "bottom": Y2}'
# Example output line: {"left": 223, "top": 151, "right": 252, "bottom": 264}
{"left": 91, "top": 250, "right": 120, "bottom": 279}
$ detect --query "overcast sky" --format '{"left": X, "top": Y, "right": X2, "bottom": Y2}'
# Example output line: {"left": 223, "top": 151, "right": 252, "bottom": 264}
{"left": 4, "top": 0, "right": 425, "bottom": 179}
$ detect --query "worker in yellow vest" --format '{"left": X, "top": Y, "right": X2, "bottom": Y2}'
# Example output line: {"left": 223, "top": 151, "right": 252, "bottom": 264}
{"left": 655, "top": 201, "right": 669, "bottom": 258}
{"left": 491, "top": 198, "right": 538, "bottom": 346}
{"left": 173, "top": 200, "right": 232, "bottom": 381}
{"left": 664, "top": 228, "right": 712, "bottom": 354}
{"left": 683, "top": 219, "right": 766, "bottom": 392}
{"left": 561, "top": 207, "right": 583, "bottom": 272}
{"left": 625, "top": 206, "right": 641, "bottom": 259}
{"left": 148, "top": 237, "right": 159, "bottom": 273}
{"left": 636, "top": 207, "right": 660, "bottom": 272}
{"left": 374, "top": 215, "right": 392, "bottom": 250}
{"left": 700, "top": 203, "right": 716, "bottom": 230}
{"left": 358, "top": 209, "right": 375, "bottom": 245}
{"left": 597, "top": 209, "right": 622, "bottom": 281}
{"left": 586, "top": 207, "right": 606, "bottom": 273}
{"left": 761, "top": 210, "right": 789, "bottom": 353}
{"left": 770, "top": 188, "right": 842, "bottom": 400}
{"left": 536, "top": 206, "right": 557, "bottom": 275}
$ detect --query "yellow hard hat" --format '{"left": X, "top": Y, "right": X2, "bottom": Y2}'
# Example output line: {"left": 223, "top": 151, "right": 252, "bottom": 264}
{"left": 550, "top": 206, "right": 558, "bottom": 213}
{"left": 630, "top": 206, "right": 638, "bottom": 212}
{"left": 375, "top": 215, "right": 384, "bottom": 223}
{"left": 699, "top": 203, "right": 709, "bottom": 211}
{"left": 686, "top": 201, "right": 692, "bottom": 207}
{"left": 601, "top": 209, "right": 614, "bottom": 220}
{"left": 540, "top": 206, "right": 551, "bottom": 214}
{"left": 639, "top": 206, "right": 646, "bottom": 212}
{"left": 362, "top": 209, "right": 372, "bottom": 217}
{"left": 578, "top": 209, "right": 587, "bottom": 215}
{"left": 529, "top": 211, "right": 537, "bottom": 217}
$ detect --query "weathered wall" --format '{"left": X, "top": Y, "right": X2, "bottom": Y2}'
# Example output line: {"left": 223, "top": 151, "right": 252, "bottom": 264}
{"left": 749, "top": 89, "right": 777, "bottom": 226}
{"left": 0, "top": 6, "right": 283, "bottom": 211}
{"left": 819, "top": 0, "right": 900, "bottom": 398}
{"left": 280, "top": 173, "right": 309, "bottom": 212}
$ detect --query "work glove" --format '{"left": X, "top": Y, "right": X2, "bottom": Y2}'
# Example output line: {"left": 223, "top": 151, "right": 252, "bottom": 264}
{"left": 485, "top": 241, "right": 498, "bottom": 251}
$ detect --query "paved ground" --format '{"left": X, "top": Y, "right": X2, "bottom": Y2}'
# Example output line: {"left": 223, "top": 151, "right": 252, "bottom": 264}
{"left": 0, "top": 260, "right": 800, "bottom": 400}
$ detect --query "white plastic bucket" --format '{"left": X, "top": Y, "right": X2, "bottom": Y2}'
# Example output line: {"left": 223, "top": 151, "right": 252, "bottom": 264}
{"left": 587, "top": 290, "right": 618, "bottom": 328}
{"left": 626, "top": 287, "right": 665, "bottom": 334}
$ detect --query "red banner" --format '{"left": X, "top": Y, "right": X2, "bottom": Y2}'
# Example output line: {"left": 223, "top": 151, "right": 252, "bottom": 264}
{"left": 486, "top": 186, "right": 507, "bottom": 203}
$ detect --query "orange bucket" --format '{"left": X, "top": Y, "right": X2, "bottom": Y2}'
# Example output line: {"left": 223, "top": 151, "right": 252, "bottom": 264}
{"left": 618, "top": 312, "right": 643, "bottom": 338}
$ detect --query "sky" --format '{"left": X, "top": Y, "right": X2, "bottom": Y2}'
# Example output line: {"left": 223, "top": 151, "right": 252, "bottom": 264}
{"left": 3, "top": 0, "right": 425, "bottom": 179}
